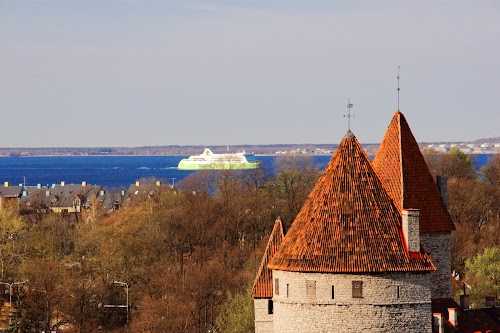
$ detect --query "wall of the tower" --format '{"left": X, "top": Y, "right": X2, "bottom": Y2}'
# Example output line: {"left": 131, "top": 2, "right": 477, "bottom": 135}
{"left": 272, "top": 270, "right": 432, "bottom": 333}
{"left": 421, "top": 231, "right": 452, "bottom": 298}
{"left": 254, "top": 299, "right": 273, "bottom": 333}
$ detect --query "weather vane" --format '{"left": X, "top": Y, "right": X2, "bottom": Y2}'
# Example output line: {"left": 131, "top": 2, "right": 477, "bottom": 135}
{"left": 397, "top": 66, "right": 401, "bottom": 111}
{"left": 344, "top": 99, "right": 354, "bottom": 131}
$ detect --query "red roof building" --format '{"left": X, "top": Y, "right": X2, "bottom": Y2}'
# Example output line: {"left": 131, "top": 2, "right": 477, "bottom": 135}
{"left": 373, "top": 111, "right": 454, "bottom": 233}
{"left": 373, "top": 111, "right": 455, "bottom": 299}
{"left": 252, "top": 110, "right": 494, "bottom": 333}
{"left": 252, "top": 218, "right": 285, "bottom": 299}
{"left": 268, "top": 130, "right": 434, "bottom": 273}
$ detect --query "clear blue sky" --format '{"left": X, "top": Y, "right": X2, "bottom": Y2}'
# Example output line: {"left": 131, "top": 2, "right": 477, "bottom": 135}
{"left": 1, "top": 0, "right": 499, "bottom": 147}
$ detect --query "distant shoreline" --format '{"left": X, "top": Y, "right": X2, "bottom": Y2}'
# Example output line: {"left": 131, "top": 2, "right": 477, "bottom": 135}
{"left": 0, "top": 141, "right": 498, "bottom": 157}
{"left": 0, "top": 151, "right": 497, "bottom": 157}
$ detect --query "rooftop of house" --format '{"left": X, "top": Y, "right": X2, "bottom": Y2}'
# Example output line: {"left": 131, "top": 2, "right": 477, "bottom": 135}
{"left": 126, "top": 180, "right": 170, "bottom": 198}
{"left": 268, "top": 130, "right": 435, "bottom": 273}
{"left": 251, "top": 218, "right": 284, "bottom": 299}
{"left": 373, "top": 111, "right": 455, "bottom": 233}
{"left": 0, "top": 183, "right": 23, "bottom": 198}
{"left": 432, "top": 298, "right": 500, "bottom": 333}
{"left": 20, "top": 182, "right": 102, "bottom": 208}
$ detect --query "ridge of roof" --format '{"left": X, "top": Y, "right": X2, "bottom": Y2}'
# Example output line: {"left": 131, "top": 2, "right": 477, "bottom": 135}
{"left": 432, "top": 298, "right": 500, "bottom": 332}
{"left": 373, "top": 111, "right": 455, "bottom": 233}
{"left": 251, "top": 218, "right": 284, "bottom": 298}
{"left": 268, "top": 132, "right": 435, "bottom": 273}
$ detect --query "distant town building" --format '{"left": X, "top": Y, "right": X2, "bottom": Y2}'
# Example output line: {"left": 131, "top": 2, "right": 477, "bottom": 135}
{"left": 0, "top": 182, "right": 23, "bottom": 210}
{"left": 19, "top": 181, "right": 105, "bottom": 218}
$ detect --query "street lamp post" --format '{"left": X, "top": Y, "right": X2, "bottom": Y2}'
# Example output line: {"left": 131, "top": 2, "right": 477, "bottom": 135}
{"left": 113, "top": 280, "right": 129, "bottom": 324}
{"left": 0, "top": 280, "right": 28, "bottom": 326}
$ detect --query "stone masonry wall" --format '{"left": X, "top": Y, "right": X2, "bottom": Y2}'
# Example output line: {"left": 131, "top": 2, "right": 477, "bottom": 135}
{"left": 403, "top": 209, "right": 420, "bottom": 252}
{"left": 421, "top": 232, "right": 452, "bottom": 298}
{"left": 272, "top": 270, "right": 432, "bottom": 333}
{"left": 254, "top": 299, "right": 273, "bottom": 333}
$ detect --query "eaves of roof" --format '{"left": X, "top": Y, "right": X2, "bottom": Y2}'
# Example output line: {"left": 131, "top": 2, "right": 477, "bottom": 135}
{"left": 269, "top": 131, "right": 435, "bottom": 273}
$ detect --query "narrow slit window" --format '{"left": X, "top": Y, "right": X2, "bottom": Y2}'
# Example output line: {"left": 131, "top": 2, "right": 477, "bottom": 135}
{"left": 286, "top": 284, "right": 289, "bottom": 298}
{"left": 396, "top": 285, "right": 401, "bottom": 299}
{"left": 268, "top": 299, "right": 273, "bottom": 314}
{"left": 331, "top": 286, "right": 335, "bottom": 299}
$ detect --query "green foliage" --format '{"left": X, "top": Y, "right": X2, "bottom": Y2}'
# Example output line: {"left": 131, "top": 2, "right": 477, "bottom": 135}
{"left": 423, "top": 147, "right": 476, "bottom": 180}
{"left": 465, "top": 247, "right": 500, "bottom": 307}
{"left": 449, "top": 147, "right": 474, "bottom": 168}
{"left": 0, "top": 201, "right": 27, "bottom": 280}
{"left": 423, "top": 150, "right": 499, "bottom": 300}
{"left": 0, "top": 150, "right": 497, "bottom": 331}
{"left": 215, "top": 287, "right": 254, "bottom": 333}
{"left": 444, "top": 147, "right": 476, "bottom": 179}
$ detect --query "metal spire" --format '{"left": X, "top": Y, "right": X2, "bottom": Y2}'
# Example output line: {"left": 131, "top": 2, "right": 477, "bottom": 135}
{"left": 344, "top": 99, "right": 354, "bottom": 131}
{"left": 397, "top": 66, "right": 400, "bottom": 111}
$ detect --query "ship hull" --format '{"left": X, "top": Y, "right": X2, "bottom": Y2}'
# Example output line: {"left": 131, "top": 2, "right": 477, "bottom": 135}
{"left": 178, "top": 161, "right": 259, "bottom": 170}
{"left": 177, "top": 148, "right": 259, "bottom": 170}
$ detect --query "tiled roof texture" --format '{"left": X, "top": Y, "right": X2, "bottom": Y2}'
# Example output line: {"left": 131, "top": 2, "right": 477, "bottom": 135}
{"left": 431, "top": 298, "right": 500, "bottom": 332}
{"left": 20, "top": 184, "right": 102, "bottom": 208}
{"left": 268, "top": 131, "right": 435, "bottom": 273}
{"left": 251, "top": 218, "right": 284, "bottom": 298}
{"left": 373, "top": 111, "right": 454, "bottom": 233}
{"left": 0, "top": 185, "right": 23, "bottom": 198}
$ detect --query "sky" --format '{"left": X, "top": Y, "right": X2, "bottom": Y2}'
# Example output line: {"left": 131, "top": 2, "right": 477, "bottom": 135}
{"left": 1, "top": 0, "right": 499, "bottom": 147}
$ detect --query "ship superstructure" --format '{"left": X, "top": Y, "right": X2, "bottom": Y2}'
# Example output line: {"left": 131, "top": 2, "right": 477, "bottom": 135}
{"left": 177, "top": 148, "right": 259, "bottom": 170}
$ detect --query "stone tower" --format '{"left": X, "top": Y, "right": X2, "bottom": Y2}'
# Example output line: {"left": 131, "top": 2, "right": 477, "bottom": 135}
{"left": 265, "top": 130, "right": 435, "bottom": 333}
{"left": 373, "top": 111, "right": 455, "bottom": 299}
{"left": 251, "top": 218, "right": 284, "bottom": 333}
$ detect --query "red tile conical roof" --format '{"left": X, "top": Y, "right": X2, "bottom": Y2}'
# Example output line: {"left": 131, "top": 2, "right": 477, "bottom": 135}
{"left": 373, "top": 112, "right": 454, "bottom": 233}
{"left": 251, "top": 218, "right": 284, "bottom": 298}
{"left": 268, "top": 131, "right": 435, "bottom": 273}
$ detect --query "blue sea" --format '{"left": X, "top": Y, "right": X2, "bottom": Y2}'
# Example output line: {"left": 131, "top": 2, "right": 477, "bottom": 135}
{"left": 0, "top": 154, "right": 494, "bottom": 190}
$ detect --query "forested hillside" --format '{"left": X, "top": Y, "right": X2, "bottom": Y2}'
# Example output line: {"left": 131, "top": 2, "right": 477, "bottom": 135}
{"left": 0, "top": 156, "right": 320, "bottom": 332}
{"left": 423, "top": 149, "right": 500, "bottom": 307}
{"left": 0, "top": 152, "right": 498, "bottom": 332}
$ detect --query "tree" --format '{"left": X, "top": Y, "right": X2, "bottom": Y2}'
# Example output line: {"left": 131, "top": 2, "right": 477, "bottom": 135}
{"left": 482, "top": 153, "right": 500, "bottom": 188}
{"left": 61, "top": 263, "right": 106, "bottom": 333}
{"left": 268, "top": 156, "right": 320, "bottom": 224}
{"left": 215, "top": 287, "right": 254, "bottom": 333}
{"left": 481, "top": 153, "right": 500, "bottom": 222}
{"left": 0, "top": 201, "right": 28, "bottom": 281}
{"left": 464, "top": 247, "right": 500, "bottom": 308}
{"left": 16, "top": 258, "right": 67, "bottom": 333}
{"left": 441, "top": 147, "right": 476, "bottom": 179}
{"left": 25, "top": 214, "right": 76, "bottom": 259}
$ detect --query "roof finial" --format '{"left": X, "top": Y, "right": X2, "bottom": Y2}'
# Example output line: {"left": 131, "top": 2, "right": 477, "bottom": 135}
{"left": 344, "top": 99, "right": 354, "bottom": 131}
{"left": 397, "top": 66, "right": 401, "bottom": 111}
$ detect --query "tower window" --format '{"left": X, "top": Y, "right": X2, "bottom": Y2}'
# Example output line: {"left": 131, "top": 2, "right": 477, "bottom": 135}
{"left": 267, "top": 299, "right": 273, "bottom": 314}
{"left": 332, "top": 286, "right": 335, "bottom": 299}
{"left": 396, "top": 285, "right": 401, "bottom": 299}
{"left": 352, "top": 281, "right": 363, "bottom": 298}
{"left": 286, "top": 284, "right": 289, "bottom": 298}
{"left": 275, "top": 278, "right": 279, "bottom": 295}
{"left": 306, "top": 280, "right": 316, "bottom": 298}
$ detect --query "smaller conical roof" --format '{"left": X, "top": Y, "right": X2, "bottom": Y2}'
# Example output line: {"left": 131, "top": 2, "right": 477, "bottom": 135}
{"left": 251, "top": 218, "right": 284, "bottom": 298}
{"left": 373, "top": 111, "right": 454, "bottom": 233}
{"left": 268, "top": 131, "right": 435, "bottom": 273}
